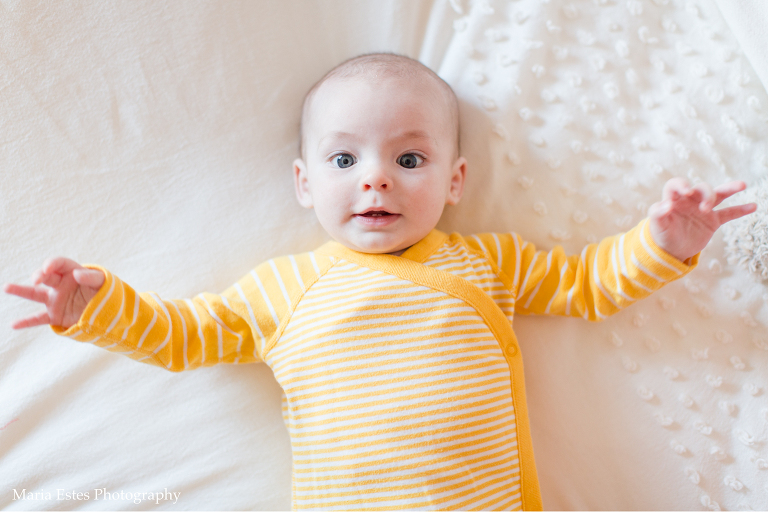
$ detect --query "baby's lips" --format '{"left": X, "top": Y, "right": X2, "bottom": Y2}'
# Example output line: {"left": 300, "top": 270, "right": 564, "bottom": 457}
{"left": 356, "top": 207, "right": 398, "bottom": 216}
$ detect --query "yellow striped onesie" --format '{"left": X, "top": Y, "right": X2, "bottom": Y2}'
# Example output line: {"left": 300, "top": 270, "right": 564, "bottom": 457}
{"left": 55, "top": 219, "right": 697, "bottom": 511}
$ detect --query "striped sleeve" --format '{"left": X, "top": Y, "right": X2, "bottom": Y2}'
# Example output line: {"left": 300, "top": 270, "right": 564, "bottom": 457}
{"left": 464, "top": 219, "right": 699, "bottom": 321}
{"left": 52, "top": 252, "right": 334, "bottom": 371}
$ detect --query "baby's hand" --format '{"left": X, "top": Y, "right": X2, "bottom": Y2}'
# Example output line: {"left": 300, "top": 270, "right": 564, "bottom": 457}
{"left": 648, "top": 178, "right": 757, "bottom": 262}
{"left": 4, "top": 257, "right": 105, "bottom": 330}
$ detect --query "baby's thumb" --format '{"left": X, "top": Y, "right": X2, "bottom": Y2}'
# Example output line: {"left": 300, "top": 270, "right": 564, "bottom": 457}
{"left": 647, "top": 200, "right": 671, "bottom": 228}
{"left": 73, "top": 268, "right": 105, "bottom": 290}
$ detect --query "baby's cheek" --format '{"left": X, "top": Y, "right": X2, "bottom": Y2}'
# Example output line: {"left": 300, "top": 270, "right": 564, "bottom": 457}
{"left": 415, "top": 193, "right": 447, "bottom": 225}
{"left": 316, "top": 185, "right": 346, "bottom": 210}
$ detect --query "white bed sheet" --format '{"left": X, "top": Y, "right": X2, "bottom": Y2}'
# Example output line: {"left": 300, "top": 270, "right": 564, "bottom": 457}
{"left": 1, "top": 1, "right": 767, "bottom": 510}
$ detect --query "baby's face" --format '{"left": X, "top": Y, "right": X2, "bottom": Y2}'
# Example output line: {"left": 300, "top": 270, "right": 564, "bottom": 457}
{"left": 294, "top": 75, "right": 466, "bottom": 254}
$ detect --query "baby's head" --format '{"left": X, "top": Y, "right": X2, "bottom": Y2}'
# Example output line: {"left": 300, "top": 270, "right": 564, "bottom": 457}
{"left": 294, "top": 53, "right": 466, "bottom": 255}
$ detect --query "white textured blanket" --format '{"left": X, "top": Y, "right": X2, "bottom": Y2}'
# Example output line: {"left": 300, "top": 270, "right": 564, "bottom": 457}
{"left": 1, "top": 1, "right": 767, "bottom": 510}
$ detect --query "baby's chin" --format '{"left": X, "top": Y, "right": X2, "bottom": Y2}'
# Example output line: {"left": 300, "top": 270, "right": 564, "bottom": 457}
{"left": 335, "top": 231, "right": 421, "bottom": 255}
{"left": 345, "top": 240, "right": 411, "bottom": 255}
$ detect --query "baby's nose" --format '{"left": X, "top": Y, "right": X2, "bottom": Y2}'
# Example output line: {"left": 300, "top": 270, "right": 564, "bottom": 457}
{"left": 361, "top": 167, "right": 393, "bottom": 191}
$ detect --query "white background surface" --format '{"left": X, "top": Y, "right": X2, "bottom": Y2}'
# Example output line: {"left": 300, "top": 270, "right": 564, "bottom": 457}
{"left": 1, "top": 1, "right": 767, "bottom": 510}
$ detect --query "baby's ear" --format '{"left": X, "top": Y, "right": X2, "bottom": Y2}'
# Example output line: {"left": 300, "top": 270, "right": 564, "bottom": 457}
{"left": 293, "top": 159, "right": 314, "bottom": 209}
{"left": 446, "top": 156, "right": 467, "bottom": 206}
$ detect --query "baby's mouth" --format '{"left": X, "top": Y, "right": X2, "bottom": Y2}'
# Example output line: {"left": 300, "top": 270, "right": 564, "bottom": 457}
{"left": 354, "top": 210, "right": 400, "bottom": 225}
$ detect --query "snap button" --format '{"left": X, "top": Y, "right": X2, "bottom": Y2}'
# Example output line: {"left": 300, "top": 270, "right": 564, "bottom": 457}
{"left": 504, "top": 344, "right": 517, "bottom": 357}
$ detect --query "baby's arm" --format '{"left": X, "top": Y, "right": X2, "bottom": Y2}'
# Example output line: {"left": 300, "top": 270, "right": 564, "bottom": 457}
{"left": 5, "top": 258, "right": 269, "bottom": 370}
{"left": 466, "top": 179, "right": 755, "bottom": 321}
{"left": 515, "top": 221, "right": 689, "bottom": 320}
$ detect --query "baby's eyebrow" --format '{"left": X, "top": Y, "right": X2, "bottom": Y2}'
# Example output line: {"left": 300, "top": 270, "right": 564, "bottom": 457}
{"left": 394, "top": 130, "right": 433, "bottom": 143}
{"left": 317, "top": 132, "right": 357, "bottom": 152}
{"left": 317, "top": 131, "right": 358, "bottom": 149}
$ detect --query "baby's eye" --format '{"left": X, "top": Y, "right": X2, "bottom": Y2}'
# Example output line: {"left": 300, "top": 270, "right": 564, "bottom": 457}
{"left": 333, "top": 153, "right": 356, "bottom": 168}
{"left": 397, "top": 153, "right": 424, "bottom": 169}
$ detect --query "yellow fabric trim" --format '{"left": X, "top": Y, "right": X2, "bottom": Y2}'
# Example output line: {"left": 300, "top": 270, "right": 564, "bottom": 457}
{"left": 400, "top": 229, "right": 450, "bottom": 263}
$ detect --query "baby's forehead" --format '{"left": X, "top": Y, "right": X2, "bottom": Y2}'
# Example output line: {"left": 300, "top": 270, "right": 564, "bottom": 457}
{"left": 300, "top": 54, "right": 460, "bottom": 156}
{"left": 306, "top": 73, "right": 455, "bottom": 138}
{"left": 312, "top": 70, "right": 441, "bottom": 108}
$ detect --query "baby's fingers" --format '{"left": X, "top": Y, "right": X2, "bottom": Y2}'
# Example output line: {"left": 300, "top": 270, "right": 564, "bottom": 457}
{"left": 11, "top": 311, "right": 52, "bottom": 330}
{"left": 32, "top": 269, "right": 61, "bottom": 287}
{"left": 662, "top": 177, "right": 690, "bottom": 202}
{"left": 3, "top": 283, "right": 49, "bottom": 304}
{"left": 717, "top": 202, "right": 758, "bottom": 226}
{"left": 712, "top": 180, "right": 747, "bottom": 207}
{"left": 34, "top": 257, "right": 84, "bottom": 286}
{"left": 689, "top": 182, "right": 715, "bottom": 213}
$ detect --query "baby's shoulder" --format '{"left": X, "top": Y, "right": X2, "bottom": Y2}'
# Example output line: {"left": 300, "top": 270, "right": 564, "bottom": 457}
{"left": 448, "top": 231, "right": 527, "bottom": 263}
{"left": 251, "top": 251, "right": 336, "bottom": 284}
{"left": 229, "top": 251, "right": 337, "bottom": 302}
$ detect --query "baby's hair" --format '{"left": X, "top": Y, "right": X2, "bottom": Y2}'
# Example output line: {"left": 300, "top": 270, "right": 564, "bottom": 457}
{"left": 299, "top": 52, "right": 460, "bottom": 159}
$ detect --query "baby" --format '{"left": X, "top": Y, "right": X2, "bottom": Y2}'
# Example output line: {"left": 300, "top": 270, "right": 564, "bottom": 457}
{"left": 5, "top": 53, "right": 757, "bottom": 511}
